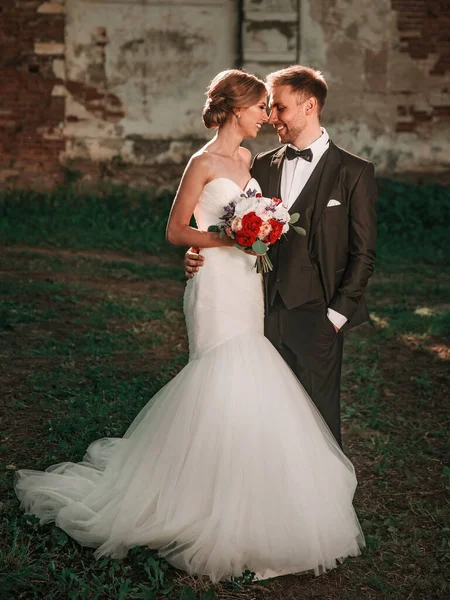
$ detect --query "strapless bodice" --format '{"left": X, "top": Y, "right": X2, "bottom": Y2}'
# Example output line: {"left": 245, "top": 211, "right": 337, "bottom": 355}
{"left": 184, "top": 176, "right": 265, "bottom": 361}
{"left": 194, "top": 177, "right": 261, "bottom": 231}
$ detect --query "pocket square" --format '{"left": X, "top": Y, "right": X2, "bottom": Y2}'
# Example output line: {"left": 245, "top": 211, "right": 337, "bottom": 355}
{"left": 326, "top": 199, "right": 341, "bottom": 207}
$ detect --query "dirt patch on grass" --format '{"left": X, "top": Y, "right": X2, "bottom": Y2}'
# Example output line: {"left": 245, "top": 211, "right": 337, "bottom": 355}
{"left": 0, "top": 266, "right": 185, "bottom": 301}
{"left": 1, "top": 244, "right": 181, "bottom": 268}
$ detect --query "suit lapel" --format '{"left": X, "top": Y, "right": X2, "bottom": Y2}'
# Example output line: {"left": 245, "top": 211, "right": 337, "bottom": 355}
{"left": 309, "top": 141, "right": 342, "bottom": 243}
{"left": 268, "top": 145, "right": 286, "bottom": 198}
{"left": 266, "top": 141, "right": 342, "bottom": 254}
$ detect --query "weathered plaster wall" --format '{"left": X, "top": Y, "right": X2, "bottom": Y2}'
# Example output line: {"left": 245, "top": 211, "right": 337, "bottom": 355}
{"left": 62, "top": 0, "right": 238, "bottom": 169}
{"left": 247, "top": 0, "right": 450, "bottom": 178}
{"left": 301, "top": 0, "right": 450, "bottom": 176}
{"left": 0, "top": 0, "right": 239, "bottom": 188}
{"left": 0, "top": 0, "right": 449, "bottom": 188}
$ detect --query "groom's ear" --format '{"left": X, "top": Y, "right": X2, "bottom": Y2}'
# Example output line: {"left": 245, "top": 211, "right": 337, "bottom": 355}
{"left": 304, "top": 97, "right": 318, "bottom": 115}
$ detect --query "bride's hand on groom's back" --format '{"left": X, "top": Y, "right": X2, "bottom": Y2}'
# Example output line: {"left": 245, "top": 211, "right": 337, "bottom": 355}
{"left": 184, "top": 240, "right": 265, "bottom": 278}
{"left": 184, "top": 247, "right": 204, "bottom": 279}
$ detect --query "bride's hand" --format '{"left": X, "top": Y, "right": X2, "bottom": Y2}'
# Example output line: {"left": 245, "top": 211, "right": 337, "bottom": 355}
{"left": 243, "top": 246, "right": 268, "bottom": 257}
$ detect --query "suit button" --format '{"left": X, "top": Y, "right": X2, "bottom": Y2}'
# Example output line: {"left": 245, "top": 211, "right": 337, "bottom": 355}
{"left": 276, "top": 278, "right": 281, "bottom": 283}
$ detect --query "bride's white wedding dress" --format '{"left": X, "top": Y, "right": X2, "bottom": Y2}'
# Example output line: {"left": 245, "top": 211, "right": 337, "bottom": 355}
{"left": 14, "top": 177, "right": 365, "bottom": 583}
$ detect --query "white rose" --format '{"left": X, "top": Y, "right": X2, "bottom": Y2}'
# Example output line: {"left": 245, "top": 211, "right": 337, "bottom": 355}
{"left": 254, "top": 198, "right": 273, "bottom": 221}
{"left": 282, "top": 222, "right": 290, "bottom": 234}
{"left": 234, "top": 196, "right": 258, "bottom": 217}
{"left": 272, "top": 205, "right": 290, "bottom": 222}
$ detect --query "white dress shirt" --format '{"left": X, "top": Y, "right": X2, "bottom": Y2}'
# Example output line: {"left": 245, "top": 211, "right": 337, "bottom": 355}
{"left": 281, "top": 128, "right": 330, "bottom": 209}
{"left": 280, "top": 128, "right": 347, "bottom": 330}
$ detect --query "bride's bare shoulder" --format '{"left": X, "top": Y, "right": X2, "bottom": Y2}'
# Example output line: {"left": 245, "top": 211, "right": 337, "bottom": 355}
{"left": 191, "top": 148, "right": 212, "bottom": 163}
{"left": 190, "top": 147, "right": 219, "bottom": 171}
{"left": 184, "top": 149, "right": 215, "bottom": 178}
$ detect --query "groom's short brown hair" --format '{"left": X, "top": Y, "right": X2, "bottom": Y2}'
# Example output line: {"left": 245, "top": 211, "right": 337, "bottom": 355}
{"left": 266, "top": 65, "right": 328, "bottom": 113}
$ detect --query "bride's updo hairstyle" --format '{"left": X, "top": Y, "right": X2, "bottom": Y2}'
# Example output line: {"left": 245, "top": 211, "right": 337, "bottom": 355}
{"left": 202, "top": 69, "right": 267, "bottom": 129}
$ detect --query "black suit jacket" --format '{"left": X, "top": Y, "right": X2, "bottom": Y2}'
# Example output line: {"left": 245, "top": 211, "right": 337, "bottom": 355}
{"left": 251, "top": 140, "right": 377, "bottom": 333}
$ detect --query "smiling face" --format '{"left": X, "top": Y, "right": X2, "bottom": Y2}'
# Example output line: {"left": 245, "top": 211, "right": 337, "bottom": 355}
{"left": 268, "top": 85, "right": 309, "bottom": 145}
{"left": 238, "top": 93, "right": 269, "bottom": 138}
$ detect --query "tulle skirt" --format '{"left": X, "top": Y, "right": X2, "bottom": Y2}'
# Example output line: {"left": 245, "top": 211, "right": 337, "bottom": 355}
{"left": 14, "top": 330, "right": 364, "bottom": 583}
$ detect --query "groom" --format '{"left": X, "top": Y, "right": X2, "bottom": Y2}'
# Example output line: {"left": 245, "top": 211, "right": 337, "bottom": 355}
{"left": 185, "top": 65, "right": 377, "bottom": 448}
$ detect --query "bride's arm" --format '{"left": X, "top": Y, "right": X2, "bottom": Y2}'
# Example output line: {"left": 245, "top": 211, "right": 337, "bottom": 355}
{"left": 166, "top": 154, "right": 234, "bottom": 248}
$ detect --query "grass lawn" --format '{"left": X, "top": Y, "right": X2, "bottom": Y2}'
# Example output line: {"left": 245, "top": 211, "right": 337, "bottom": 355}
{"left": 0, "top": 182, "right": 449, "bottom": 599}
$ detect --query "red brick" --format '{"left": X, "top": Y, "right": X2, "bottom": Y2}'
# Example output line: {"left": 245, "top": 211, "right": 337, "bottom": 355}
{"left": 0, "top": 0, "right": 65, "bottom": 175}
{"left": 396, "top": 122, "right": 417, "bottom": 132}
{"left": 433, "top": 105, "right": 450, "bottom": 117}
{"left": 392, "top": 0, "right": 449, "bottom": 74}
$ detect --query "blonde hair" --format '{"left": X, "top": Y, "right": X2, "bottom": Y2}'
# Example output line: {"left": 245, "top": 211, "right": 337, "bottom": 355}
{"left": 202, "top": 69, "right": 267, "bottom": 129}
{"left": 266, "top": 65, "right": 328, "bottom": 113}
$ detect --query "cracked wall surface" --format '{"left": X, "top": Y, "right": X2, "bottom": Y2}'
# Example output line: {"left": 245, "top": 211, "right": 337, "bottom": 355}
{"left": 0, "top": 0, "right": 448, "bottom": 188}
{"left": 62, "top": 0, "right": 238, "bottom": 169}
{"left": 297, "top": 0, "right": 450, "bottom": 176}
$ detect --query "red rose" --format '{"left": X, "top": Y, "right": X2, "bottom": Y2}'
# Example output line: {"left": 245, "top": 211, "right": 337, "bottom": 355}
{"left": 235, "top": 230, "right": 258, "bottom": 247}
{"left": 241, "top": 212, "right": 262, "bottom": 234}
{"left": 268, "top": 219, "right": 283, "bottom": 244}
{"left": 256, "top": 193, "right": 262, "bottom": 198}
{"left": 272, "top": 197, "right": 282, "bottom": 205}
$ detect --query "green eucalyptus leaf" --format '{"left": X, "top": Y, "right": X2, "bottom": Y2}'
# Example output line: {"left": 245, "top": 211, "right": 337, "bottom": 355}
{"left": 235, "top": 243, "right": 247, "bottom": 251}
{"left": 291, "top": 225, "right": 306, "bottom": 236}
{"left": 289, "top": 212, "right": 300, "bottom": 225}
{"left": 207, "top": 225, "right": 220, "bottom": 232}
{"left": 252, "top": 239, "right": 267, "bottom": 254}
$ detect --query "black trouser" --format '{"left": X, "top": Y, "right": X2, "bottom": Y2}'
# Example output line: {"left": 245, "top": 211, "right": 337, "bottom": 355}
{"left": 264, "top": 293, "right": 344, "bottom": 448}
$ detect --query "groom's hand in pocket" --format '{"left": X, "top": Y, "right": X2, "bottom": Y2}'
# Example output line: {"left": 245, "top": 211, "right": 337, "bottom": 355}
{"left": 184, "top": 247, "right": 204, "bottom": 279}
{"left": 328, "top": 318, "right": 340, "bottom": 334}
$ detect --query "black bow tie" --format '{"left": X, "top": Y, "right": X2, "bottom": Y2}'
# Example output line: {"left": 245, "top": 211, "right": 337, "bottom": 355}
{"left": 286, "top": 146, "right": 313, "bottom": 162}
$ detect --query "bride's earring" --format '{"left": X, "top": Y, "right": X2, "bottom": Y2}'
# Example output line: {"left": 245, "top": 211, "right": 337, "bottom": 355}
{"left": 236, "top": 113, "right": 241, "bottom": 119}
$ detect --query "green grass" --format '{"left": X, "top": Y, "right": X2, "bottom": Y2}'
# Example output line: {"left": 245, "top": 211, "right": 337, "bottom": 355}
{"left": 0, "top": 266, "right": 196, "bottom": 598}
{"left": 0, "top": 180, "right": 449, "bottom": 599}
{"left": 2, "top": 178, "right": 448, "bottom": 260}
{"left": 376, "top": 178, "right": 450, "bottom": 262}
{"left": 0, "top": 184, "right": 180, "bottom": 256}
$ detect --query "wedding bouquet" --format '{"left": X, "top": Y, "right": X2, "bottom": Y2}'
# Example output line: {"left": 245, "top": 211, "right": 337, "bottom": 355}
{"left": 208, "top": 187, "right": 306, "bottom": 273}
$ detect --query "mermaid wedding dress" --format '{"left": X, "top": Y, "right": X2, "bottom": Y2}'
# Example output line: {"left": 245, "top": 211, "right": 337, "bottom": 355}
{"left": 14, "top": 177, "right": 365, "bottom": 583}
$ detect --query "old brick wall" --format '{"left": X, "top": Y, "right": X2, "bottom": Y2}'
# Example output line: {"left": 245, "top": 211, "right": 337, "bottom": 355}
{"left": 0, "top": 0, "right": 449, "bottom": 189}
{"left": 393, "top": 0, "right": 450, "bottom": 132}
{"left": 296, "top": 0, "right": 450, "bottom": 178}
{"left": 0, "top": 0, "right": 66, "bottom": 187}
{"left": 0, "top": 0, "right": 239, "bottom": 189}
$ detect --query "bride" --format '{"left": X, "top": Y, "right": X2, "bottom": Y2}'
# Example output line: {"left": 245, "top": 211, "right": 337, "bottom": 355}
{"left": 14, "top": 69, "right": 365, "bottom": 583}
